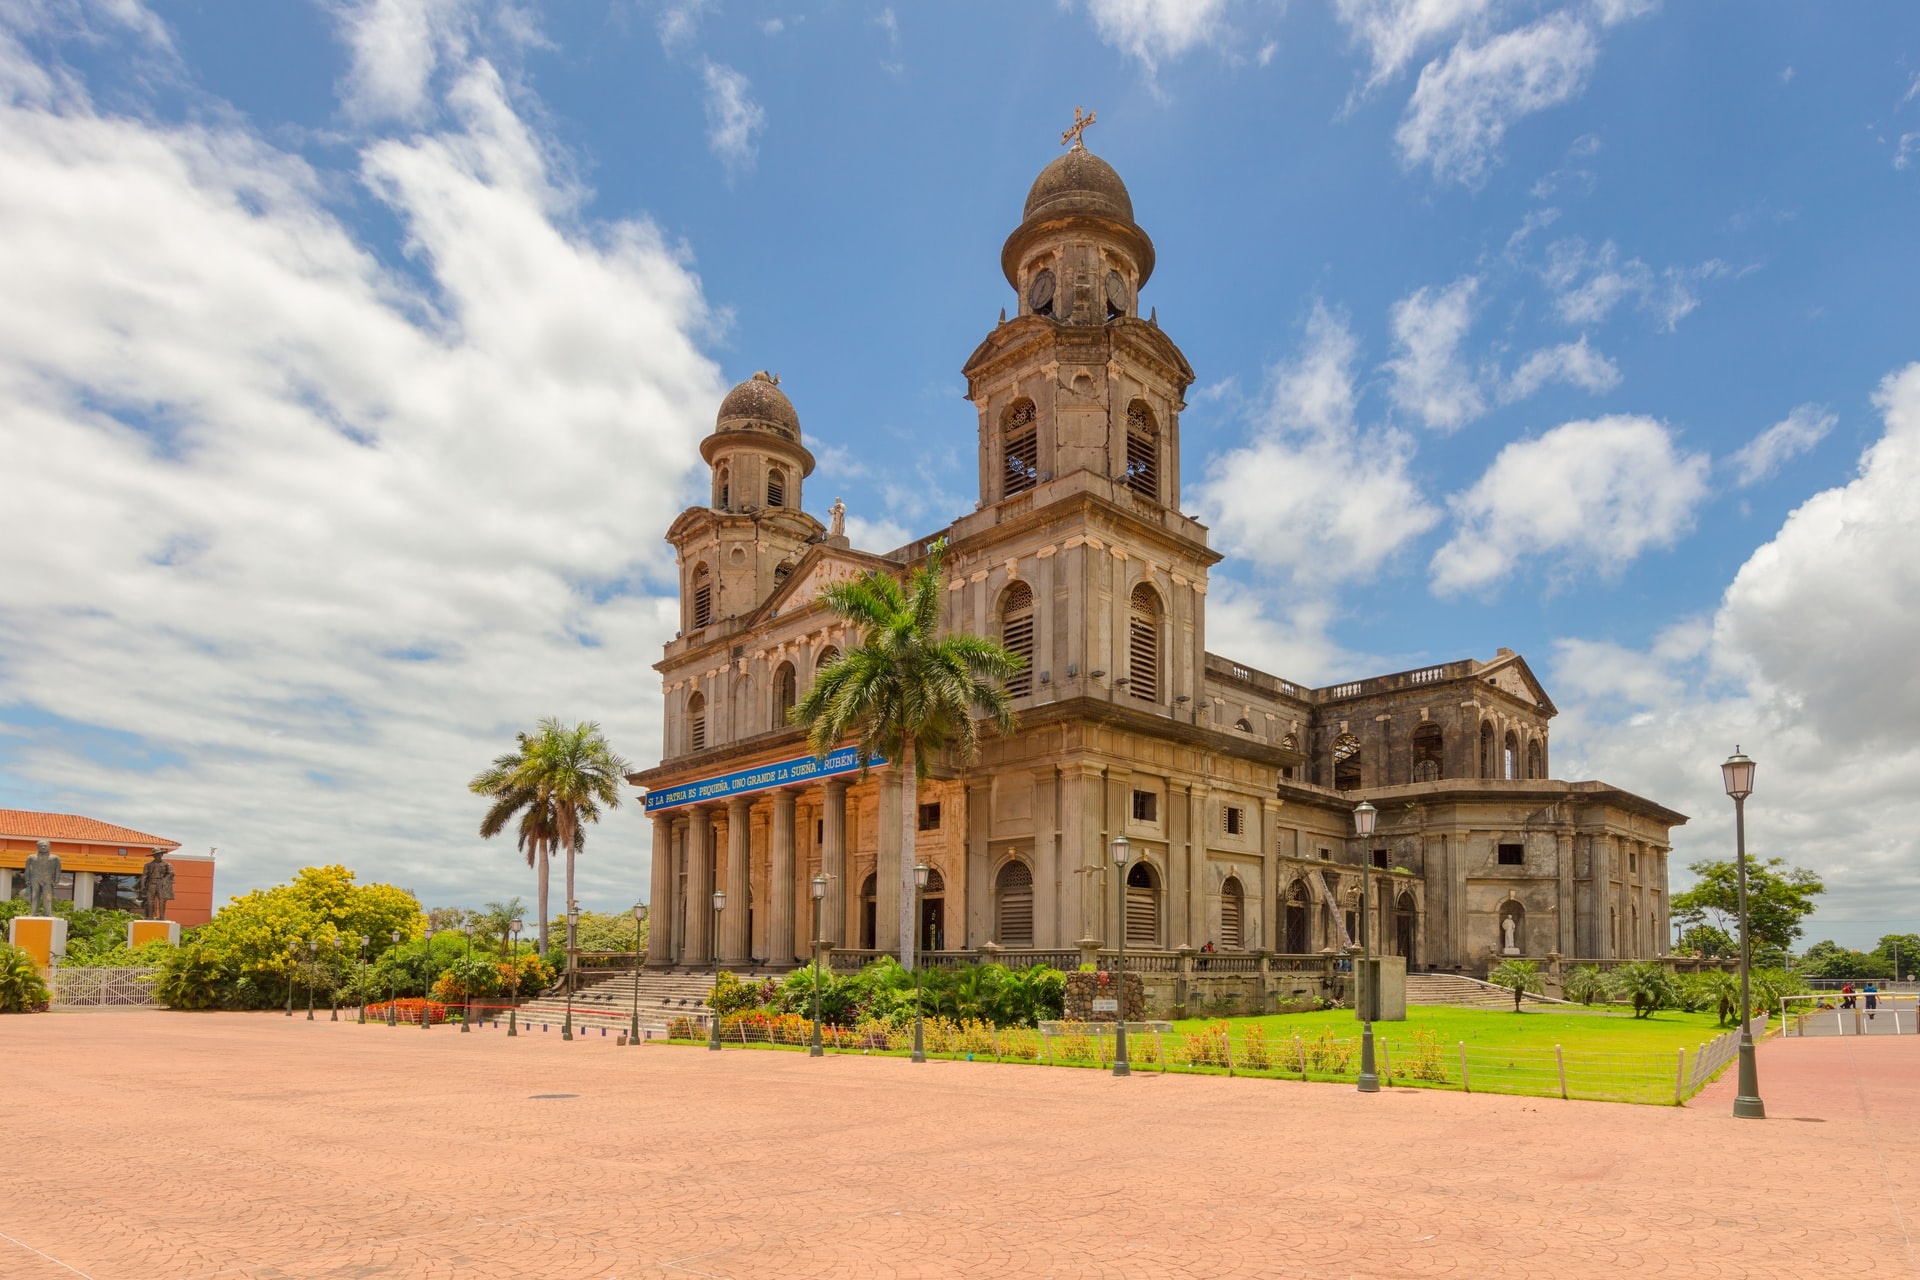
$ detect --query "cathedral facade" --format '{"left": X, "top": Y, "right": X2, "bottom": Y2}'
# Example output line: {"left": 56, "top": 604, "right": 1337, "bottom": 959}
{"left": 629, "top": 137, "right": 1685, "bottom": 977}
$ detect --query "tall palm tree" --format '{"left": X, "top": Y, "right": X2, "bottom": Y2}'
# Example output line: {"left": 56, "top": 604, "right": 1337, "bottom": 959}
{"left": 793, "top": 539, "right": 1021, "bottom": 970}
{"left": 470, "top": 731, "right": 597, "bottom": 954}
{"left": 509, "top": 719, "right": 631, "bottom": 963}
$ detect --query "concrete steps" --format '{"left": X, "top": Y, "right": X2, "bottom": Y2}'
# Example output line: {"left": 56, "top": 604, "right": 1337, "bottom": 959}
{"left": 1406, "top": 973, "right": 1568, "bottom": 1010}
{"left": 510, "top": 971, "right": 720, "bottom": 1034}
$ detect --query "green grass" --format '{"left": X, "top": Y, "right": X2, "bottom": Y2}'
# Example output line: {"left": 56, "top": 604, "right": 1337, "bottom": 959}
{"left": 1172, "top": 1004, "right": 1731, "bottom": 1056}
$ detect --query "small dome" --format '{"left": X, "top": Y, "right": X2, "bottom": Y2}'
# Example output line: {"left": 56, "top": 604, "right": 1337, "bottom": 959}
{"left": 715, "top": 370, "right": 799, "bottom": 441}
{"left": 1022, "top": 147, "right": 1135, "bottom": 225}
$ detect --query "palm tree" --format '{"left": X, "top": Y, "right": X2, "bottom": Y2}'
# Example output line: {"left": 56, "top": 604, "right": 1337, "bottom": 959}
{"left": 793, "top": 539, "right": 1022, "bottom": 970}
{"left": 508, "top": 719, "right": 631, "bottom": 963}
{"left": 1611, "top": 960, "right": 1678, "bottom": 1019}
{"left": 1487, "top": 958, "right": 1544, "bottom": 1012}
{"left": 1563, "top": 964, "right": 1611, "bottom": 1007}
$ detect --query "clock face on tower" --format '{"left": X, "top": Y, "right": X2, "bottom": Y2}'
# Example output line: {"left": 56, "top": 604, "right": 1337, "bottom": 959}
{"left": 1028, "top": 269, "right": 1055, "bottom": 316}
{"left": 1105, "top": 270, "right": 1128, "bottom": 317}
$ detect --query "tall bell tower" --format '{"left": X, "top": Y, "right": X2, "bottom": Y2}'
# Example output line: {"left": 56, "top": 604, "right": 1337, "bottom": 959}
{"left": 962, "top": 109, "right": 1195, "bottom": 513}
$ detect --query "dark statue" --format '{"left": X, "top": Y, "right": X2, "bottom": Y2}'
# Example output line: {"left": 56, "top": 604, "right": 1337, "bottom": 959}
{"left": 23, "top": 839, "right": 60, "bottom": 916}
{"left": 137, "top": 848, "right": 175, "bottom": 921}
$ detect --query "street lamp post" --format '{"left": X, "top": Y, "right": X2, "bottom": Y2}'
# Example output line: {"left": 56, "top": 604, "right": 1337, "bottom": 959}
{"left": 562, "top": 901, "right": 579, "bottom": 1041}
{"left": 357, "top": 935, "right": 369, "bottom": 1024}
{"left": 911, "top": 863, "right": 930, "bottom": 1064}
{"left": 629, "top": 903, "right": 645, "bottom": 1046}
{"left": 422, "top": 924, "right": 436, "bottom": 1031}
{"left": 507, "top": 919, "right": 522, "bottom": 1037}
{"left": 461, "top": 922, "right": 473, "bottom": 1033}
{"left": 709, "top": 890, "right": 726, "bottom": 1051}
{"left": 1723, "top": 748, "right": 1765, "bottom": 1121}
{"left": 809, "top": 874, "right": 827, "bottom": 1058}
{"left": 1353, "top": 800, "right": 1380, "bottom": 1094}
{"left": 387, "top": 929, "right": 400, "bottom": 1025}
{"left": 306, "top": 939, "right": 318, "bottom": 1020}
{"left": 1111, "top": 835, "right": 1132, "bottom": 1078}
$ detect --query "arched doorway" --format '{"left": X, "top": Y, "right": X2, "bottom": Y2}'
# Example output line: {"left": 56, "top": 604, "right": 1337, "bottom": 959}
{"left": 1124, "top": 861, "right": 1160, "bottom": 948}
{"left": 1394, "top": 892, "right": 1417, "bottom": 964}
{"left": 994, "top": 860, "right": 1034, "bottom": 946}
{"left": 1220, "top": 876, "right": 1245, "bottom": 950}
{"left": 859, "top": 873, "right": 877, "bottom": 951}
{"left": 1412, "top": 723, "right": 1443, "bottom": 782}
{"left": 919, "top": 866, "right": 946, "bottom": 953}
{"left": 1284, "top": 880, "right": 1310, "bottom": 953}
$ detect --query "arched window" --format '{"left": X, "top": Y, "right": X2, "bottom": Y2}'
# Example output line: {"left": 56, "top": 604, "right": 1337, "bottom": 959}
{"left": 1480, "top": 720, "right": 1497, "bottom": 779}
{"left": 1127, "top": 584, "right": 1160, "bottom": 702}
{"left": 1124, "top": 400, "right": 1158, "bottom": 501}
{"left": 690, "top": 563, "right": 712, "bottom": 629}
{"left": 919, "top": 866, "right": 946, "bottom": 953}
{"left": 687, "top": 691, "right": 707, "bottom": 752}
{"left": 1284, "top": 881, "right": 1310, "bottom": 953}
{"left": 715, "top": 464, "right": 730, "bottom": 510}
{"left": 1412, "top": 723, "right": 1444, "bottom": 783}
{"left": 1234, "top": 717, "right": 1254, "bottom": 733}
{"left": 773, "top": 561, "right": 794, "bottom": 585}
{"left": 859, "top": 873, "right": 877, "bottom": 950}
{"left": 1219, "top": 875, "right": 1245, "bottom": 950}
{"left": 1525, "top": 738, "right": 1544, "bottom": 779}
{"left": 1394, "top": 892, "right": 1418, "bottom": 964}
{"left": 1280, "top": 733, "right": 1299, "bottom": 781}
{"left": 1501, "top": 901, "right": 1526, "bottom": 956}
{"left": 1000, "top": 581, "right": 1034, "bottom": 698}
{"left": 1332, "top": 732, "right": 1362, "bottom": 792}
{"left": 1503, "top": 730, "right": 1519, "bottom": 780}
{"left": 815, "top": 645, "right": 839, "bottom": 674}
{"left": 773, "top": 662, "right": 797, "bottom": 729}
{"left": 994, "top": 860, "right": 1034, "bottom": 947}
{"left": 1124, "top": 861, "right": 1159, "bottom": 947}
{"left": 766, "top": 466, "right": 786, "bottom": 508}
{"left": 1003, "top": 399, "right": 1038, "bottom": 497}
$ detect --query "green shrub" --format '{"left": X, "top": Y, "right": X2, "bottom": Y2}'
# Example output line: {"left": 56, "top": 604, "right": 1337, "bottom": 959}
{"left": 1611, "top": 961, "right": 1679, "bottom": 1018}
{"left": 1563, "top": 964, "right": 1611, "bottom": 1006}
{"left": 0, "top": 943, "right": 51, "bottom": 1013}
{"left": 153, "top": 942, "right": 227, "bottom": 1010}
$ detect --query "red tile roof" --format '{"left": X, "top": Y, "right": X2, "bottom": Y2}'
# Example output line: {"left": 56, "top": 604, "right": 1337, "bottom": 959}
{"left": 0, "top": 810, "right": 180, "bottom": 850}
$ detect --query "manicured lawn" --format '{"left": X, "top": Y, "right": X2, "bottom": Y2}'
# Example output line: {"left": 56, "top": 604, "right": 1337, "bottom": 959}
{"left": 1173, "top": 1004, "right": 1732, "bottom": 1056}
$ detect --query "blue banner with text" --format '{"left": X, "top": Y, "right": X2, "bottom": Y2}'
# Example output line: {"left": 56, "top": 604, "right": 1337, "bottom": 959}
{"left": 642, "top": 746, "right": 885, "bottom": 813}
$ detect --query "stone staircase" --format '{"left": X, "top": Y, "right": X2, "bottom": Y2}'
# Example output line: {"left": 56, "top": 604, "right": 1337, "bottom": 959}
{"left": 507, "top": 971, "right": 720, "bottom": 1036}
{"left": 1406, "top": 972, "right": 1570, "bottom": 1010}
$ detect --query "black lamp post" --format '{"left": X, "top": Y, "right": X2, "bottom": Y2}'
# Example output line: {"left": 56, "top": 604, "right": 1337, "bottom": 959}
{"left": 709, "top": 890, "right": 725, "bottom": 1051}
{"left": 809, "top": 873, "right": 827, "bottom": 1058}
{"left": 1111, "top": 834, "right": 1131, "bottom": 1078}
{"left": 286, "top": 942, "right": 299, "bottom": 1017}
{"left": 507, "top": 919, "right": 522, "bottom": 1037}
{"left": 911, "top": 863, "right": 930, "bottom": 1064}
{"left": 1723, "top": 748, "right": 1765, "bottom": 1120}
{"left": 562, "top": 901, "right": 579, "bottom": 1041}
{"left": 306, "top": 939, "right": 318, "bottom": 1019}
{"left": 1353, "top": 800, "right": 1380, "bottom": 1094}
{"left": 461, "top": 922, "right": 473, "bottom": 1033}
{"left": 422, "top": 923, "right": 436, "bottom": 1031}
{"left": 387, "top": 930, "right": 400, "bottom": 1025}
{"left": 357, "top": 935, "right": 369, "bottom": 1023}
{"left": 629, "top": 902, "right": 645, "bottom": 1046}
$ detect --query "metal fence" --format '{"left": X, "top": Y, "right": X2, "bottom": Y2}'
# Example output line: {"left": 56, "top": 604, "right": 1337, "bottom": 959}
{"left": 53, "top": 967, "right": 159, "bottom": 1007}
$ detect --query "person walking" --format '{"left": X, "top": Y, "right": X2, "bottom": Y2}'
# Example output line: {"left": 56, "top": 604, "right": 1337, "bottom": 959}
{"left": 1864, "top": 982, "right": 1879, "bottom": 1021}
{"left": 1840, "top": 983, "right": 1856, "bottom": 1010}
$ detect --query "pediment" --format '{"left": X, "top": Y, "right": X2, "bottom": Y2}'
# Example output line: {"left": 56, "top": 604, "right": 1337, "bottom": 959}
{"left": 1477, "top": 652, "right": 1558, "bottom": 717}
{"left": 751, "top": 544, "right": 892, "bottom": 623}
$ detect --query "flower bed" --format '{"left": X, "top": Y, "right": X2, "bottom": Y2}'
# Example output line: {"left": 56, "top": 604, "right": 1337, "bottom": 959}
{"left": 365, "top": 997, "right": 452, "bottom": 1024}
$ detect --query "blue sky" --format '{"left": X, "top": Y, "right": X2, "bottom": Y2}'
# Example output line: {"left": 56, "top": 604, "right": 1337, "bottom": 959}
{"left": 0, "top": 1, "right": 1915, "bottom": 949}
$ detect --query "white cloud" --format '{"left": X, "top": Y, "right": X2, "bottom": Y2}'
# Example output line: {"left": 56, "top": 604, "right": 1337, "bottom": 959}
{"left": 1332, "top": 0, "right": 1498, "bottom": 88}
{"left": 656, "top": 0, "right": 712, "bottom": 50}
{"left": 841, "top": 514, "right": 911, "bottom": 554}
{"left": 1896, "top": 132, "right": 1920, "bottom": 172}
{"left": 1541, "top": 236, "right": 1725, "bottom": 332}
{"left": 1729, "top": 403, "right": 1836, "bottom": 487}
{"left": 1588, "top": 0, "right": 1658, "bottom": 26}
{"left": 1383, "top": 275, "right": 1485, "bottom": 431}
{"left": 1551, "top": 366, "right": 1920, "bottom": 943}
{"left": 1503, "top": 335, "right": 1621, "bottom": 400}
{"left": 1077, "top": 0, "right": 1231, "bottom": 72}
{"left": 1431, "top": 414, "right": 1709, "bottom": 593}
{"left": 329, "top": 0, "right": 547, "bottom": 126}
{"left": 1196, "top": 304, "right": 1441, "bottom": 584}
{"left": 0, "top": 18, "right": 724, "bottom": 908}
{"left": 1200, "top": 587, "right": 1358, "bottom": 689}
{"left": 700, "top": 59, "right": 764, "bottom": 174}
{"left": 1396, "top": 13, "right": 1598, "bottom": 187}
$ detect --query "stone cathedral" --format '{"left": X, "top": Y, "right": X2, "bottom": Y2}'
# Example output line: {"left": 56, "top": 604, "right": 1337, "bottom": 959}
{"left": 630, "top": 127, "right": 1685, "bottom": 978}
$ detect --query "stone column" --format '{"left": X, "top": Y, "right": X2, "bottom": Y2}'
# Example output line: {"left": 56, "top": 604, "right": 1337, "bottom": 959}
{"left": 771, "top": 789, "right": 797, "bottom": 966}
{"left": 1592, "top": 833, "right": 1614, "bottom": 960}
{"left": 684, "top": 807, "right": 713, "bottom": 964}
{"left": 821, "top": 778, "right": 848, "bottom": 947}
{"left": 721, "top": 797, "right": 752, "bottom": 964}
{"left": 876, "top": 770, "right": 902, "bottom": 956}
{"left": 648, "top": 813, "right": 676, "bottom": 966}
{"left": 965, "top": 779, "right": 991, "bottom": 949}
{"left": 1061, "top": 763, "right": 1102, "bottom": 944}
{"left": 1555, "top": 827, "right": 1575, "bottom": 958}
{"left": 1104, "top": 766, "right": 1130, "bottom": 945}
{"left": 1187, "top": 783, "right": 1209, "bottom": 949}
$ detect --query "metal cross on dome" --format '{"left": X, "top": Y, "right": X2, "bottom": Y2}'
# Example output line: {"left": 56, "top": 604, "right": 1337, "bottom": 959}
{"left": 1061, "top": 106, "right": 1097, "bottom": 151}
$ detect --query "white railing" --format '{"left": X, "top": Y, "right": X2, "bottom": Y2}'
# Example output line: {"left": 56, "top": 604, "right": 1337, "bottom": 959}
{"left": 54, "top": 966, "right": 160, "bottom": 1007}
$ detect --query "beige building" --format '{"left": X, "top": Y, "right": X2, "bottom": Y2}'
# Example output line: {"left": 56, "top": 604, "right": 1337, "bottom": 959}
{"left": 629, "top": 137, "right": 1685, "bottom": 978}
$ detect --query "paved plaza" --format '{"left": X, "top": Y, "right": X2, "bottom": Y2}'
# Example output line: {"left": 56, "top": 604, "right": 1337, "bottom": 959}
{"left": 2, "top": 1013, "right": 1915, "bottom": 1279}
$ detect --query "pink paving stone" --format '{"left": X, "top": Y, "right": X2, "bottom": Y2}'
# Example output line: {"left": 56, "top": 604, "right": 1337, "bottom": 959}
{"left": 0, "top": 1012, "right": 1915, "bottom": 1279}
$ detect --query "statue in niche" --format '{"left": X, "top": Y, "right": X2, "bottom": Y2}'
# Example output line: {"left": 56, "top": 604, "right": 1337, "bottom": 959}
{"left": 23, "top": 839, "right": 61, "bottom": 916}
{"left": 828, "top": 497, "right": 846, "bottom": 538}
{"left": 1501, "top": 912, "right": 1520, "bottom": 955}
{"left": 137, "top": 848, "right": 175, "bottom": 921}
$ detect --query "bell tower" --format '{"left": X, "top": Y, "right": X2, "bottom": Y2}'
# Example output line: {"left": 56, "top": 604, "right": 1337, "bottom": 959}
{"left": 962, "top": 109, "right": 1195, "bottom": 512}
